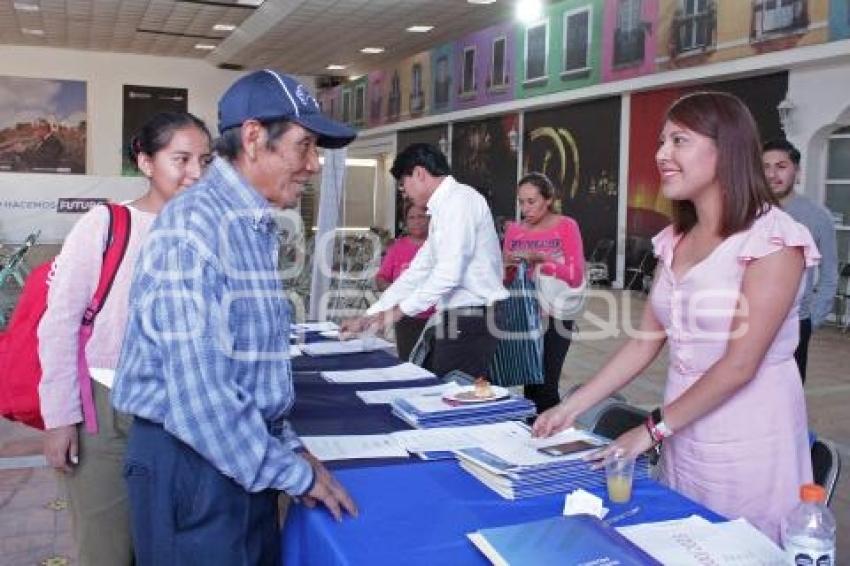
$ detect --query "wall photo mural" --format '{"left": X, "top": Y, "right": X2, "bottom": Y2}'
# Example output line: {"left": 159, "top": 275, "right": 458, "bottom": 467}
{"left": 0, "top": 76, "right": 86, "bottom": 174}
{"left": 524, "top": 97, "right": 621, "bottom": 277}
{"left": 122, "top": 85, "right": 188, "bottom": 176}
{"left": 451, "top": 114, "right": 519, "bottom": 233}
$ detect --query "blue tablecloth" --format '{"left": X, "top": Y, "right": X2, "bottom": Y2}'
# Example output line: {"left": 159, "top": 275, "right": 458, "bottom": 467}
{"left": 281, "top": 460, "right": 723, "bottom": 566}
{"left": 283, "top": 334, "right": 722, "bottom": 565}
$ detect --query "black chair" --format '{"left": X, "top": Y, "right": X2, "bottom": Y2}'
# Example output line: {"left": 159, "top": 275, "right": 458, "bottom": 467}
{"left": 625, "top": 250, "right": 657, "bottom": 293}
{"left": 586, "top": 239, "right": 615, "bottom": 287}
{"left": 590, "top": 402, "right": 649, "bottom": 440}
{"left": 812, "top": 438, "right": 841, "bottom": 506}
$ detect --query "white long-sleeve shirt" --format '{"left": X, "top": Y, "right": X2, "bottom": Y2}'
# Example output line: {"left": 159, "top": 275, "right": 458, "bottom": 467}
{"left": 368, "top": 176, "right": 508, "bottom": 317}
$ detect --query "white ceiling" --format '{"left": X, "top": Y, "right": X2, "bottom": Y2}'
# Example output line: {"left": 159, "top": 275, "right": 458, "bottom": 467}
{"left": 0, "top": 0, "right": 517, "bottom": 77}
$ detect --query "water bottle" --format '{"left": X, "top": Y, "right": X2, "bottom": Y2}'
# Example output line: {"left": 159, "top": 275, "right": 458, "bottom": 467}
{"left": 781, "top": 484, "right": 836, "bottom": 566}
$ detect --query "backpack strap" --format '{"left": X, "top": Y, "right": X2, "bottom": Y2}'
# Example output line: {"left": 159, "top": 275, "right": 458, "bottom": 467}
{"left": 77, "top": 203, "right": 132, "bottom": 434}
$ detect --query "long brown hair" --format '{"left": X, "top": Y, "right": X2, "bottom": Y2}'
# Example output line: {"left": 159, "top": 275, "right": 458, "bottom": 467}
{"left": 664, "top": 91, "right": 777, "bottom": 236}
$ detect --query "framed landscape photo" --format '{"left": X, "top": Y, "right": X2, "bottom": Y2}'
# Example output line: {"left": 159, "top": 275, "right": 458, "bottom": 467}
{"left": 0, "top": 75, "right": 87, "bottom": 174}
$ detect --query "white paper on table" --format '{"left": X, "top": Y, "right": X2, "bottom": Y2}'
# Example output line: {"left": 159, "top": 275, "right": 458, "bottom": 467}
{"left": 302, "top": 337, "right": 394, "bottom": 356}
{"left": 356, "top": 382, "right": 456, "bottom": 404}
{"left": 292, "top": 321, "right": 339, "bottom": 332}
{"left": 300, "top": 434, "right": 409, "bottom": 461}
{"left": 391, "top": 421, "right": 530, "bottom": 453}
{"left": 322, "top": 362, "right": 435, "bottom": 383}
{"left": 617, "top": 516, "right": 786, "bottom": 565}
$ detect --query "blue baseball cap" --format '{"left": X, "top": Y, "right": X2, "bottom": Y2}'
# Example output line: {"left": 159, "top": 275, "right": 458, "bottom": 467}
{"left": 218, "top": 69, "right": 356, "bottom": 149}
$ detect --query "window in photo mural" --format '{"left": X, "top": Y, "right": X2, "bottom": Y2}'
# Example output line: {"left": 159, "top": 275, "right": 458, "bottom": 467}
{"left": 563, "top": 6, "right": 592, "bottom": 77}
{"left": 0, "top": 76, "right": 86, "bottom": 174}
{"left": 673, "top": 0, "right": 714, "bottom": 54}
{"left": 122, "top": 85, "right": 188, "bottom": 176}
{"left": 395, "top": 125, "right": 447, "bottom": 236}
{"left": 368, "top": 71, "right": 384, "bottom": 127}
{"left": 523, "top": 98, "right": 621, "bottom": 276}
{"left": 433, "top": 53, "right": 452, "bottom": 111}
{"left": 524, "top": 20, "right": 549, "bottom": 84}
{"left": 354, "top": 84, "right": 366, "bottom": 125}
{"left": 410, "top": 63, "right": 425, "bottom": 116}
{"left": 491, "top": 36, "right": 508, "bottom": 90}
{"left": 451, "top": 115, "right": 519, "bottom": 231}
{"left": 752, "top": 0, "right": 808, "bottom": 39}
{"left": 614, "top": 0, "right": 646, "bottom": 67}
{"left": 387, "top": 71, "right": 402, "bottom": 121}
{"left": 462, "top": 47, "right": 477, "bottom": 96}
{"left": 342, "top": 88, "right": 352, "bottom": 124}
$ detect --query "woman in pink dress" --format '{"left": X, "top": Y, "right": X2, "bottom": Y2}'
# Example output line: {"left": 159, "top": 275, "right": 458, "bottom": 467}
{"left": 376, "top": 202, "right": 431, "bottom": 360}
{"left": 503, "top": 172, "right": 584, "bottom": 413}
{"left": 534, "top": 92, "right": 817, "bottom": 542}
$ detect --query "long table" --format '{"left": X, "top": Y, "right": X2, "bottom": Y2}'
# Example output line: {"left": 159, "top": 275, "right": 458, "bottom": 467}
{"left": 282, "top": 339, "right": 722, "bottom": 565}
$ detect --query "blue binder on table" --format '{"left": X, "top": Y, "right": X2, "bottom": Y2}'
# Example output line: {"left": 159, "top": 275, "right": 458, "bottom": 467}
{"left": 468, "top": 514, "right": 661, "bottom": 565}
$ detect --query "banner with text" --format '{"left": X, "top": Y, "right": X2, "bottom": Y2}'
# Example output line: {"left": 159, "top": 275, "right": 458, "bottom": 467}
{"left": 0, "top": 173, "right": 147, "bottom": 243}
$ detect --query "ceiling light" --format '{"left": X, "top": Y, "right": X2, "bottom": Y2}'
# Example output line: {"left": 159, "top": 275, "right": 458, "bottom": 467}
{"left": 213, "top": 24, "right": 236, "bottom": 32}
{"left": 194, "top": 43, "right": 217, "bottom": 50}
{"left": 406, "top": 25, "right": 434, "bottom": 33}
{"left": 360, "top": 47, "right": 385, "bottom": 54}
{"left": 21, "top": 28, "right": 45, "bottom": 36}
{"left": 516, "top": 0, "right": 543, "bottom": 23}
{"left": 236, "top": 0, "right": 264, "bottom": 6}
{"left": 326, "top": 64, "right": 347, "bottom": 71}
{"left": 14, "top": 2, "right": 40, "bottom": 11}
{"left": 467, "top": 0, "right": 497, "bottom": 4}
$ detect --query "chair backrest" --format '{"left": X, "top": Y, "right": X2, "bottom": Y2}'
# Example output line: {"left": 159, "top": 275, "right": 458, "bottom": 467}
{"left": 811, "top": 438, "right": 841, "bottom": 506}
{"left": 591, "top": 402, "right": 649, "bottom": 440}
{"left": 588, "top": 238, "right": 614, "bottom": 264}
{"left": 408, "top": 317, "right": 437, "bottom": 366}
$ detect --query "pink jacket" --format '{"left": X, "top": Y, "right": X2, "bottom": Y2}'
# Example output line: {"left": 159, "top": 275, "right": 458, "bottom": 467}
{"left": 37, "top": 205, "right": 155, "bottom": 428}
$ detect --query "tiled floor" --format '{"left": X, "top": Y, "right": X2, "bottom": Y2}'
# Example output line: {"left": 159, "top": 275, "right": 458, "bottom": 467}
{"left": 1, "top": 291, "right": 847, "bottom": 565}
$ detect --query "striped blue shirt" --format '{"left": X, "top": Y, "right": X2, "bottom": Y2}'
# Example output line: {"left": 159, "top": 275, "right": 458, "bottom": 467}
{"left": 112, "top": 157, "right": 312, "bottom": 495}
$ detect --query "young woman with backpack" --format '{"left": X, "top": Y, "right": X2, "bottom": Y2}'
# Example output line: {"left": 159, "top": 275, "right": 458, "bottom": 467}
{"left": 38, "top": 112, "right": 212, "bottom": 566}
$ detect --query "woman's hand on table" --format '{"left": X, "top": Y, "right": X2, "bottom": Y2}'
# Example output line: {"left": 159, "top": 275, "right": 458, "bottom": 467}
{"left": 531, "top": 402, "right": 578, "bottom": 438}
{"left": 583, "top": 425, "right": 654, "bottom": 469}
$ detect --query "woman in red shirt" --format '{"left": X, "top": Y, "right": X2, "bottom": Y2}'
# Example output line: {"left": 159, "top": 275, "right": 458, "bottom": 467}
{"left": 503, "top": 172, "right": 585, "bottom": 413}
{"left": 376, "top": 203, "right": 431, "bottom": 360}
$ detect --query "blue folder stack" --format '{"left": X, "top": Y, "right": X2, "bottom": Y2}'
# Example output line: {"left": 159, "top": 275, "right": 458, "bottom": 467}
{"left": 455, "top": 444, "right": 651, "bottom": 500}
{"left": 390, "top": 396, "right": 536, "bottom": 429}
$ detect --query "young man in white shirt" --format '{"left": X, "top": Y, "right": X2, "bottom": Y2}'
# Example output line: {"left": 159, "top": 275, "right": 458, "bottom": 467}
{"left": 342, "top": 143, "right": 508, "bottom": 377}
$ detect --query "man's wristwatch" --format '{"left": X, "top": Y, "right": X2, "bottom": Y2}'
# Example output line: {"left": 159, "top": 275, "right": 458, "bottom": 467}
{"left": 646, "top": 407, "right": 674, "bottom": 445}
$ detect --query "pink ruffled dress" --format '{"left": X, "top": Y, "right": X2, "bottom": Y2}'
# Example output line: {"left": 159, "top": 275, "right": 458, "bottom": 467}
{"left": 650, "top": 206, "right": 819, "bottom": 542}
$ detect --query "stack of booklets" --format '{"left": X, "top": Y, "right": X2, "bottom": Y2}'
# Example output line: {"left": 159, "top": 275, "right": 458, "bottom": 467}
{"left": 300, "top": 337, "right": 394, "bottom": 356}
{"left": 454, "top": 428, "right": 649, "bottom": 499}
{"left": 468, "top": 514, "right": 661, "bottom": 565}
{"left": 390, "top": 390, "right": 535, "bottom": 429}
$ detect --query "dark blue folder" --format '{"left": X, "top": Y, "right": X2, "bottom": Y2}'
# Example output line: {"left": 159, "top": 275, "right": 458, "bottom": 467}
{"left": 469, "top": 514, "right": 661, "bottom": 565}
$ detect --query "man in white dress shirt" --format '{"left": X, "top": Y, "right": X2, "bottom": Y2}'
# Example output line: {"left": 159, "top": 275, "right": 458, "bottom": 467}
{"left": 342, "top": 143, "right": 508, "bottom": 377}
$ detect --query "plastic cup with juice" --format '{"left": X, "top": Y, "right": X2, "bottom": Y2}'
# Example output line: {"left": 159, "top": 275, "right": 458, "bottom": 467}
{"left": 605, "top": 449, "right": 636, "bottom": 503}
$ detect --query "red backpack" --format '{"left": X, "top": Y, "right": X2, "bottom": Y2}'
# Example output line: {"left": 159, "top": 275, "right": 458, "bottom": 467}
{"left": 0, "top": 203, "right": 130, "bottom": 431}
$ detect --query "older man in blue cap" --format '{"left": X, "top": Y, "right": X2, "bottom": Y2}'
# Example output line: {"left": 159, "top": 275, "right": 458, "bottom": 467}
{"left": 112, "top": 70, "right": 358, "bottom": 565}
